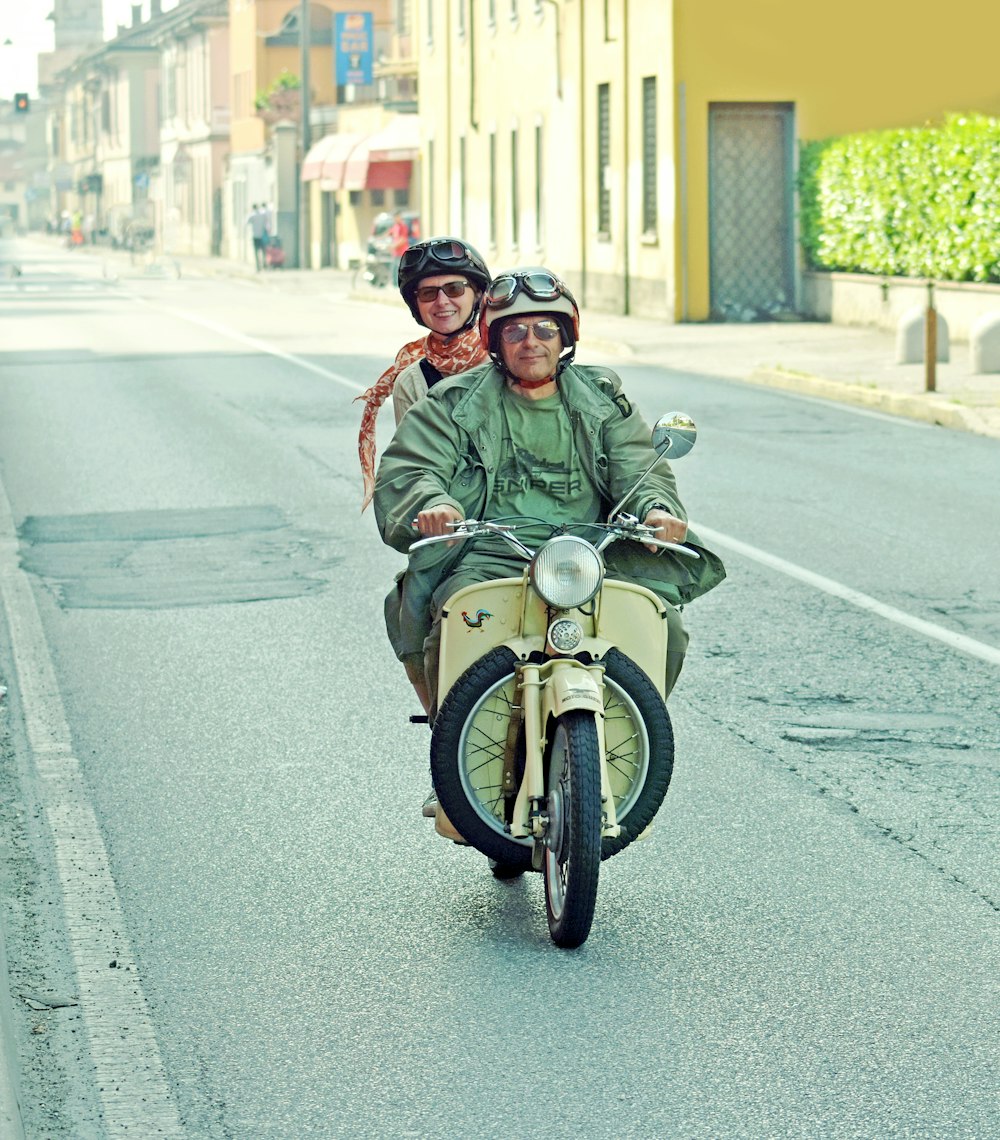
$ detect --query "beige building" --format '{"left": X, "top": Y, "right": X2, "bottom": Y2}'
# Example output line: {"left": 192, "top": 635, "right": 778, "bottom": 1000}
{"left": 51, "top": 19, "right": 160, "bottom": 244}
{"left": 153, "top": 0, "right": 231, "bottom": 257}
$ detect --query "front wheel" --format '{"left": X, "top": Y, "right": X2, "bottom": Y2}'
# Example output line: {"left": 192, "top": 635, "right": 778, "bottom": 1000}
{"left": 543, "top": 712, "right": 602, "bottom": 949}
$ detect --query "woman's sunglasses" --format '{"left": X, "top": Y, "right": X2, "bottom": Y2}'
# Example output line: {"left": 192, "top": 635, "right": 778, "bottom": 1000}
{"left": 499, "top": 318, "right": 562, "bottom": 344}
{"left": 400, "top": 239, "right": 470, "bottom": 274}
{"left": 414, "top": 281, "right": 471, "bottom": 303}
{"left": 486, "top": 271, "right": 564, "bottom": 309}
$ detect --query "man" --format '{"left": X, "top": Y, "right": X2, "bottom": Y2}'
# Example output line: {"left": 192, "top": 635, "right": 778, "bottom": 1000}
{"left": 246, "top": 204, "right": 268, "bottom": 271}
{"left": 373, "top": 267, "right": 726, "bottom": 726}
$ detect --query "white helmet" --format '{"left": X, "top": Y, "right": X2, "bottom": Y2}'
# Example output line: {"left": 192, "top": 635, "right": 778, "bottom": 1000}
{"left": 479, "top": 268, "right": 580, "bottom": 372}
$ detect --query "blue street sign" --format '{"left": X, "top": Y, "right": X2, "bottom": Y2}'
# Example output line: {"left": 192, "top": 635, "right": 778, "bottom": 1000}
{"left": 334, "top": 12, "right": 373, "bottom": 86}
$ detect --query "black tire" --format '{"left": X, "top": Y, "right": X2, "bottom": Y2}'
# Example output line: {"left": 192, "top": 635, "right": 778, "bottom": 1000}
{"left": 543, "top": 712, "right": 602, "bottom": 948}
{"left": 431, "top": 645, "right": 673, "bottom": 867}
{"left": 431, "top": 648, "right": 534, "bottom": 870}
{"left": 599, "top": 648, "right": 674, "bottom": 859}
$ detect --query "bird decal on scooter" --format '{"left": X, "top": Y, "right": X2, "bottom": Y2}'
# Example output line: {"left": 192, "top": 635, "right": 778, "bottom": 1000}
{"left": 461, "top": 609, "right": 492, "bottom": 629}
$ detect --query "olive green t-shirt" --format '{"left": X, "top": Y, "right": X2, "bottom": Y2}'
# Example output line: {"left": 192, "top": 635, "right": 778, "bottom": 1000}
{"left": 458, "top": 386, "right": 602, "bottom": 572}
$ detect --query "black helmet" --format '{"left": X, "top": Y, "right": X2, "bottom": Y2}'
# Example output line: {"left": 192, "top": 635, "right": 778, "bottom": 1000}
{"left": 398, "top": 237, "right": 491, "bottom": 326}
{"left": 480, "top": 267, "right": 580, "bottom": 371}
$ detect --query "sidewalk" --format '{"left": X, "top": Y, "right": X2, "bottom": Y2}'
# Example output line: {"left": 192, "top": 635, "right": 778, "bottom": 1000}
{"left": 35, "top": 237, "right": 1000, "bottom": 442}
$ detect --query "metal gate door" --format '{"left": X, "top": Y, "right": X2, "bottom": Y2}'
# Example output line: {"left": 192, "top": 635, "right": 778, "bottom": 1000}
{"left": 709, "top": 102, "right": 796, "bottom": 321}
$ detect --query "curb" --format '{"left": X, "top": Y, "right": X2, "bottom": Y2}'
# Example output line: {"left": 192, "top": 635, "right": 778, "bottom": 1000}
{"left": 747, "top": 367, "right": 1000, "bottom": 439}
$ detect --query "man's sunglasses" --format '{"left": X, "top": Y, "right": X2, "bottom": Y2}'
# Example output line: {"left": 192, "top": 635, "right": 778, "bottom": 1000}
{"left": 499, "top": 318, "right": 562, "bottom": 344}
{"left": 400, "top": 239, "right": 470, "bottom": 274}
{"left": 414, "top": 281, "right": 471, "bottom": 303}
{"left": 486, "top": 271, "right": 564, "bottom": 309}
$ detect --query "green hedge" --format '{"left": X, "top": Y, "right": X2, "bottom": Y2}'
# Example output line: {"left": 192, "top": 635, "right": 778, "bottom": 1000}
{"left": 799, "top": 114, "right": 1000, "bottom": 283}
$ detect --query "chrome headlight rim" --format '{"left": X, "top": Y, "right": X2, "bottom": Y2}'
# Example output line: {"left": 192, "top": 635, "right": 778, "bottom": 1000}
{"left": 529, "top": 534, "right": 604, "bottom": 610}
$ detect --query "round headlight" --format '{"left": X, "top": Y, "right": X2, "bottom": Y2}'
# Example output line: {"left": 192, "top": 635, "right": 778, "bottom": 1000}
{"left": 530, "top": 535, "right": 604, "bottom": 609}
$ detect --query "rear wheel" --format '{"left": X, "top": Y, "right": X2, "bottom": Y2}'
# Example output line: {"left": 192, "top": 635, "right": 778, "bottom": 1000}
{"left": 543, "top": 712, "right": 602, "bottom": 949}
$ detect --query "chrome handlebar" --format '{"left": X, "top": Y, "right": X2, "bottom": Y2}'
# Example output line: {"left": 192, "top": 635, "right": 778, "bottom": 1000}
{"left": 408, "top": 516, "right": 700, "bottom": 560}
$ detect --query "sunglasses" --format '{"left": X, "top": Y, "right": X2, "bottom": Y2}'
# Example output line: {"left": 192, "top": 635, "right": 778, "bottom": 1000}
{"left": 486, "top": 271, "right": 564, "bottom": 309}
{"left": 499, "top": 318, "right": 562, "bottom": 344}
{"left": 399, "top": 239, "right": 470, "bottom": 274}
{"left": 414, "top": 280, "right": 472, "bottom": 303}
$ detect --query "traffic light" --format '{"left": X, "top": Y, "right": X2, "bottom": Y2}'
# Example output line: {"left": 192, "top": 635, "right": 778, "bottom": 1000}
{"left": 14, "top": 93, "right": 29, "bottom": 113}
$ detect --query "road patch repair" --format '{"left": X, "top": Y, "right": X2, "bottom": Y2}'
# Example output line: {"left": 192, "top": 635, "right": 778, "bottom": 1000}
{"left": 17, "top": 505, "right": 337, "bottom": 609}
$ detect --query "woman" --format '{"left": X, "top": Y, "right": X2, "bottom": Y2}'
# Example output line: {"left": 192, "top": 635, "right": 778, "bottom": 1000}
{"left": 356, "top": 237, "right": 491, "bottom": 511}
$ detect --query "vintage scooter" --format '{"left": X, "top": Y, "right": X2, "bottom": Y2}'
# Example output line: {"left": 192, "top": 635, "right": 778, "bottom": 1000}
{"left": 409, "top": 413, "right": 700, "bottom": 948}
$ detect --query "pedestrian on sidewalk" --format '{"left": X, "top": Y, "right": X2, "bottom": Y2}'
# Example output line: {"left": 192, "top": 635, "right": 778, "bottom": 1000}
{"left": 246, "top": 204, "right": 269, "bottom": 271}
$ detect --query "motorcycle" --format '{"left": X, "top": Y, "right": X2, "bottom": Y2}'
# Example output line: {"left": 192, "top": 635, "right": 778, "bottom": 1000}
{"left": 409, "top": 412, "right": 700, "bottom": 948}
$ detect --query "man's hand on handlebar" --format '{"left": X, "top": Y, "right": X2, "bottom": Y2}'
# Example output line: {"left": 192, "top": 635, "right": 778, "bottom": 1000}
{"left": 415, "top": 504, "right": 465, "bottom": 543}
{"left": 642, "top": 508, "right": 687, "bottom": 554}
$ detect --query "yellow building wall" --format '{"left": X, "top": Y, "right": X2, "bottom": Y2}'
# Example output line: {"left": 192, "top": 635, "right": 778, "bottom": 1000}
{"left": 674, "top": 0, "right": 1000, "bottom": 320}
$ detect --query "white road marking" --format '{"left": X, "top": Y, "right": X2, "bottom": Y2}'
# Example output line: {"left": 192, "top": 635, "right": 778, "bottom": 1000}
{"left": 0, "top": 484, "right": 184, "bottom": 1136}
{"left": 146, "top": 303, "right": 367, "bottom": 392}
{"left": 696, "top": 525, "right": 1000, "bottom": 668}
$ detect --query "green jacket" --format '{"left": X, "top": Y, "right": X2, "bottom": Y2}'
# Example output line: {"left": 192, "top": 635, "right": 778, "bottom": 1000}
{"left": 373, "top": 361, "right": 726, "bottom": 657}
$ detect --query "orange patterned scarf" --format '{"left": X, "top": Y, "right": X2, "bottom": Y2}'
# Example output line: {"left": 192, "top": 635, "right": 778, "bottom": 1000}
{"left": 356, "top": 325, "right": 488, "bottom": 511}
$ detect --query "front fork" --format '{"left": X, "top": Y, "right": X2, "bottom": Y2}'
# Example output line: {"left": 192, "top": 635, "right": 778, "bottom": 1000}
{"left": 508, "top": 660, "right": 621, "bottom": 842}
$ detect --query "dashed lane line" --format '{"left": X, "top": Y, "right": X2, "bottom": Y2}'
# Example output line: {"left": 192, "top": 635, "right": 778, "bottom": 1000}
{"left": 142, "top": 302, "right": 368, "bottom": 392}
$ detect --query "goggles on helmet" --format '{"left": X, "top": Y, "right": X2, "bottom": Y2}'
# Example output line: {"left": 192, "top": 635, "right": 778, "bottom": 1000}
{"left": 399, "top": 239, "right": 472, "bottom": 275}
{"left": 485, "top": 270, "right": 565, "bottom": 310}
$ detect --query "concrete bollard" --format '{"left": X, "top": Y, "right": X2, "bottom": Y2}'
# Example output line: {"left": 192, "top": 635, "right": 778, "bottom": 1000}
{"left": 970, "top": 311, "right": 1000, "bottom": 374}
{"left": 896, "top": 305, "right": 949, "bottom": 364}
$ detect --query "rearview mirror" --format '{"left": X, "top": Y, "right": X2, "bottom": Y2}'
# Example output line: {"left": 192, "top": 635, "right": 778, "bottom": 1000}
{"left": 651, "top": 412, "right": 697, "bottom": 459}
{"left": 606, "top": 412, "right": 698, "bottom": 522}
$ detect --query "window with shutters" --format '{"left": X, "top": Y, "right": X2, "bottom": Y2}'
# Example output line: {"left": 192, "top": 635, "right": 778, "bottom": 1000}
{"left": 597, "top": 83, "right": 611, "bottom": 237}
{"left": 489, "top": 132, "right": 497, "bottom": 247}
{"left": 510, "top": 129, "right": 519, "bottom": 247}
{"left": 642, "top": 76, "right": 658, "bottom": 238}
{"left": 534, "top": 123, "right": 544, "bottom": 248}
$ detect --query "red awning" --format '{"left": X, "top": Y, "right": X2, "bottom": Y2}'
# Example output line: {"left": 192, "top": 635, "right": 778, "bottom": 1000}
{"left": 301, "top": 134, "right": 343, "bottom": 182}
{"left": 305, "top": 118, "right": 419, "bottom": 190}
{"left": 341, "top": 115, "right": 420, "bottom": 190}
{"left": 301, "top": 131, "right": 371, "bottom": 185}
{"left": 365, "top": 114, "right": 420, "bottom": 162}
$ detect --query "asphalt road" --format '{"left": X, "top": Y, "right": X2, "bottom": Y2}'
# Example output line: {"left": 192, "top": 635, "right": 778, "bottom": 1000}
{"left": 0, "top": 240, "right": 997, "bottom": 1138}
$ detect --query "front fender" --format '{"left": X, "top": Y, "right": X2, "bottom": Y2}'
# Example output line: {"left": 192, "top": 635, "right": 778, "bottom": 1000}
{"left": 541, "top": 659, "right": 604, "bottom": 720}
